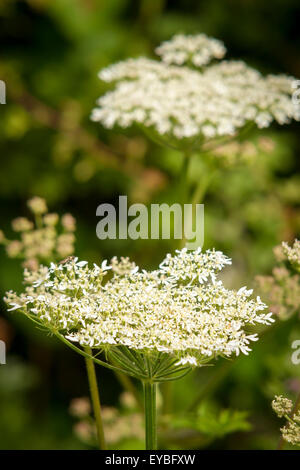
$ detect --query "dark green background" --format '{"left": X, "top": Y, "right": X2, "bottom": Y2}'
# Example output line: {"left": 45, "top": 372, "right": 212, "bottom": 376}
{"left": 0, "top": 0, "right": 299, "bottom": 449}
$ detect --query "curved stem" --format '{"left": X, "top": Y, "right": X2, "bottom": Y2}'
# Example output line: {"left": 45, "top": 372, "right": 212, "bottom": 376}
{"left": 180, "top": 150, "right": 192, "bottom": 204}
{"left": 200, "top": 121, "right": 255, "bottom": 154}
{"left": 155, "top": 368, "right": 191, "bottom": 382}
{"left": 108, "top": 348, "right": 145, "bottom": 376}
{"left": 140, "top": 125, "right": 180, "bottom": 151}
{"left": 144, "top": 381, "right": 157, "bottom": 450}
{"left": 54, "top": 332, "right": 136, "bottom": 376}
{"left": 190, "top": 168, "right": 215, "bottom": 208}
{"left": 162, "top": 150, "right": 205, "bottom": 411}
{"left": 179, "top": 152, "right": 214, "bottom": 249}
{"left": 29, "top": 323, "right": 143, "bottom": 428}
{"left": 84, "top": 346, "right": 107, "bottom": 450}
{"left": 108, "top": 350, "right": 148, "bottom": 379}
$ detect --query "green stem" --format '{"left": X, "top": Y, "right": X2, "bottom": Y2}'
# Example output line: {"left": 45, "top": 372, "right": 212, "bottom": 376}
{"left": 84, "top": 346, "right": 107, "bottom": 450}
{"left": 144, "top": 381, "right": 157, "bottom": 450}
{"left": 34, "top": 213, "right": 43, "bottom": 229}
{"left": 162, "top": 151, "right": 210, "bottom": 410}
{"left": 180, "top": 150, "right": 192, "bottom": 202}
{"left": 160, "top": 154, "right": 191, "bottom": 413}
{"left": 53, "top": 331, "right": 140, "bottom": 377}
{"left": 191, "top": 168, "right": 215, "bottom": 207}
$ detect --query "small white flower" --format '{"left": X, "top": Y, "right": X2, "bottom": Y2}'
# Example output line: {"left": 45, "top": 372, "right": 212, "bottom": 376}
{"left": 101, "top": 260, "right": 111, "bottom": 271}
{"left": 76, "top": 260, "right": 88, "bottom": 267}
{"left": 7, "top": 303, "right": 22, "bottom": 311}
{"left": 175, "top": 356, "right": 198, "bottom": 366}
{"left": 4, "top": 248, "right": 274, "bottom": 368}
{"left": 91, "top": 34, "right": 299, "bottom": 145}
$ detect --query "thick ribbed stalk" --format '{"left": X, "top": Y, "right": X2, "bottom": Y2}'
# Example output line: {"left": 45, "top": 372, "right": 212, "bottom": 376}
{"left": 144, "top": 381, "right": 157, "bottom": 450}
{"left": 84, "top": 347, "right": 107, "bottom": 450}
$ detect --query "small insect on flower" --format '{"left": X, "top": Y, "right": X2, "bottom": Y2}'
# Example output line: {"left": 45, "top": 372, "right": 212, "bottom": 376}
{"left": 59, "top": 256, "right": 76, "bottom": 265}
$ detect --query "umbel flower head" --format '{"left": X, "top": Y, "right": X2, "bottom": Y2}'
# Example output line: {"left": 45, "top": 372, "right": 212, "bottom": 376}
{"left": 91, "top": 33, "right": 299, "bottom": 147}
{"left": 5, "top": 248, "right": 274, "bottom": 381}
{"left": 272, "top": 395, "right": 300, "bottom": 447}
{"left": 0, "top": 197, "right": 76, "bottom": 271}
{"left": 281, "top": 239, "right": 300, "bottom": 270}
{"left": 256, "top": 239, "right": 300, "bottom": 320}
{"left": 272, "top": 395, "right": 293, "bottom": 418}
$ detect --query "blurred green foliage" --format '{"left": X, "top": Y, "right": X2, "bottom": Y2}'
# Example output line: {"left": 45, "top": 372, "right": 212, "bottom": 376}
{"left": 0, "top": 0, "right": 299, "bottom": 449}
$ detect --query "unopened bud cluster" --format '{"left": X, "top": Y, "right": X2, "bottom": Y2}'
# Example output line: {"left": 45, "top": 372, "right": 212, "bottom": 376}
{"left": 0, "top": 197, "right": 76, "bottom": 270}
{"left": 272, "top": 395, "right": 300, "bottom": 447}
{"left": 256, "top": 240, "right": 300, "bottom": 320}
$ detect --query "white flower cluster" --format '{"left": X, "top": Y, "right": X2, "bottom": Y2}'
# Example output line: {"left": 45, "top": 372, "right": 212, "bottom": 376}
{"left": 0, "top": 197, "right": 76, "bottom": 271}
{"left": 272, "top": 395, "right": 300, "bottom": 447}
{"left": 5, "top": 248, "right": 274, "bottom": 368}
{"left": 110, "top": 256, "right": 138, "bottom": 276}
{"left": 159, "top": 247, "right": 232, "bottom": 284}
{"left": 282, "top": 239, "right": 300, "bottom": 269}
{"left": 281, "top": 420, "right": 300, "bottom": 447}
{"left": 155, "top": 34, "right": 226, "bottom": 67}
{"left": 91, "top": 34, "right": 299, "bottom": 142}
{"left": 5, "top": 258, "right": 110, "bottom": 331}
{"left": 272, "top": 395, "right": 293, "bottom": 418}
